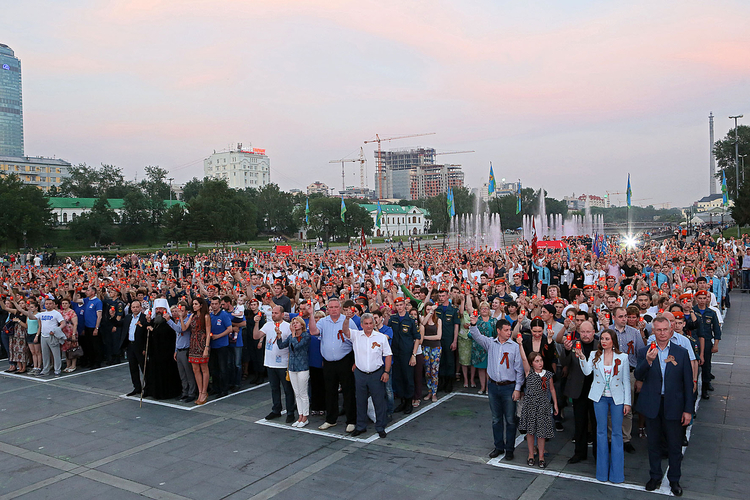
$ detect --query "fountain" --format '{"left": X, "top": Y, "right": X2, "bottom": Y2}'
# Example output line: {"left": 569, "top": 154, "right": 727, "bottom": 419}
{"left": 449, "top": 189, "right": 610, "bottom": 249}
{"left": 583, "top": 196, "right": 593, "bottom": 236}
{"left": 447, "top": 195, "right": 505, "bottom": 251}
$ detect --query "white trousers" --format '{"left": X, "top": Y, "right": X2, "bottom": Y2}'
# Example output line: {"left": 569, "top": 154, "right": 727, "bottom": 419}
{"left": 288, "top": 370, "right": 310, "bottom": 417}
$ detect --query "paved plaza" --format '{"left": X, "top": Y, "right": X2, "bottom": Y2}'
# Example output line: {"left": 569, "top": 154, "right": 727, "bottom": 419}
{"left": 0, "top": 296, "right": 748, "bottom": 500}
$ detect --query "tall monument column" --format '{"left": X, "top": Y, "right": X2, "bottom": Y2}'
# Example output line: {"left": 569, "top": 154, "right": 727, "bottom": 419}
{"left": 709, "top": 112, "right": 716, "bottom": 195}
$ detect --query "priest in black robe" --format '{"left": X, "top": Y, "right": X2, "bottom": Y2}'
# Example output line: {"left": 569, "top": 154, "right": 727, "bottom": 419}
{"left": 143, "top": 298, "right": 182, "bottom": 400}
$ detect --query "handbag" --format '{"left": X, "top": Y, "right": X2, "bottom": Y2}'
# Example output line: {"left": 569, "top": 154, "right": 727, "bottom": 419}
{"left": 68, "top": 345, "right": 84, "bottom": 358}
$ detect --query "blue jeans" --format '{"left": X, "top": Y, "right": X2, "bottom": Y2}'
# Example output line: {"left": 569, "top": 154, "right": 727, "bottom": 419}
{"left": 593, "top": 396, "right": 625, "bottom": 483}
{"left": 742, "top": 269, "right": 750, "bottom": 291}
{"left": 487, "top": 383, "right": 516, "bottom": 452}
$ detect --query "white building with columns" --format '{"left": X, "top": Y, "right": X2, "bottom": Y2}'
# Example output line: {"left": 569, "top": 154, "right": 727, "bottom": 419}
{"left": 359, "top": 204, "right": 429, "bottom": 237}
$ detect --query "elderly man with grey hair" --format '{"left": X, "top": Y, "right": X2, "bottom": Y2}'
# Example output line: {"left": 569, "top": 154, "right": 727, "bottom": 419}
{"left": 342, "top": 311, "right": 392, "bottom": 438}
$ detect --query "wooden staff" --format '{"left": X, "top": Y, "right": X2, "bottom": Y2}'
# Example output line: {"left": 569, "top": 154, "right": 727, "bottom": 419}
{"left": 140, "top": 326, "right": 152, "bottom": 408}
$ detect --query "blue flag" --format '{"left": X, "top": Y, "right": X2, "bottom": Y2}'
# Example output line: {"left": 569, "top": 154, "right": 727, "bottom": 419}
{"left": 449, "top": 187, "right": 456, "bottom": 217}
{"left": 722, "top": 170, "right": 728, "bottom": 206}
{"left": 626, "top": 173, "right": 632, "bottom": 208}
{"left": 340, "top": 195, "right": 347, "bottom": 222}
{"left": 305, "top": 198, "right": 310, "bottom": 225}
{"left": 488, "top": 163, "right": 496, "bottom": 195}
{"left": 516, "top": 180, "right": 522, "bottom": 214}
{"left": 376, "top": 200, "right": 382, "bottom": 228}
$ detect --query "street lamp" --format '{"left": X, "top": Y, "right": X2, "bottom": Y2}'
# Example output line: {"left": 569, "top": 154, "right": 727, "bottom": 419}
{"left": 742, "top": 154, "right": 748, "bottom": 184}
{"left": 730, "top": 114, "right": 743, "bottom": 237}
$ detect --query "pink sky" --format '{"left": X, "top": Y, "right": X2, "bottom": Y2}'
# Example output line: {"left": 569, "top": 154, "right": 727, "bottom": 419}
{"left": 5, "top": 0, "right": 750, "bottom": 206}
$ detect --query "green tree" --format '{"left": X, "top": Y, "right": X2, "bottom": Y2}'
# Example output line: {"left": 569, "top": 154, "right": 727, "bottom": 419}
{"left": 425, "top": 195, "right": 450, "bottom": 234}
{"left": 715, "top": 124, "right": 750, "bottom": 200}
{"left": 139, "top": 165, "right": 172, "bottom": 226}
{"left": 254, "top": 183, "right": 296, "bottom": 235}
{"left": 56, "top": 163, "right": 98, "bottom": 198}
{"left": 0, "top": 174, "right": 54, "bottom": 248}
{"left": 99, "top": 164, "right": 135, "bottom": 198}
{"left": 68, "top": 196, "right": 117, "bottom": 245}
{"left": 487, "top": 187, "right": 539, "bottom": 230}
{"left": 163, "top": 204, "right": 187, "bottom": 243}
{"left": 545, "top": 197, "right": 568, "bottom": 221}
{"left": 730, "top": 180, "right": 750, "bottom": 227}
{"left": 56, "top": 163, "right": 135, "bottom": 199}
{"left": 422, "top": 187, "right": 478, "bottom": 234}
{"left": 452, "top": 186, "right": 478, "bottom": 215}
{"left": 181, "top": 177, "right": 204, "bottom": 203}
{"left": 184, "top": 179, "right": 257, "bottom": 244}
{"left": 119, "top": 190, "right": 151, "bottom": 242}
{"left": 303, "top": 197, "right": 373, "bottom": 242}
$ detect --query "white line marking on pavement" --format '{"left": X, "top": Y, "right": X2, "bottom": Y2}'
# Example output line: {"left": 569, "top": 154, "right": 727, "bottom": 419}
{"left": 120, "top": 382, "right": 270, "bottom": 411}
{"left": 486, "top": 458, "right": 672, "bottom": 495}
{"left": 0, "top": 362, "right": 124, "bottom": 383}
{"left": 255, "top": 418, "right": 371, "bottom": 443}
{"left": 201, "top": 382, "right": 270, "bottom": 407}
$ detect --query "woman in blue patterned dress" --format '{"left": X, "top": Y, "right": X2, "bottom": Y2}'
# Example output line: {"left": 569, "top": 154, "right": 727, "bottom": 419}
{"left": 470, "top": 300, "right": 495, "bottom": 395}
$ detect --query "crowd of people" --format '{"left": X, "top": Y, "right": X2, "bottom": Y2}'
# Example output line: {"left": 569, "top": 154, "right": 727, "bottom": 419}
{"left": 0, "top": 229, "right": 743, "bottom": 495}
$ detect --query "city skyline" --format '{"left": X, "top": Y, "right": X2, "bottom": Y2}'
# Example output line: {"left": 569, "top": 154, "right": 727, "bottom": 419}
{"left": 3, "top": 0, "right": 749, "bottom": 206}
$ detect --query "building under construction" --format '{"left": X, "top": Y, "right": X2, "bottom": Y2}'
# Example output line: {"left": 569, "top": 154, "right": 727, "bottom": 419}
{"left": 375, "top": 147, "right": 465, "bottom": 200}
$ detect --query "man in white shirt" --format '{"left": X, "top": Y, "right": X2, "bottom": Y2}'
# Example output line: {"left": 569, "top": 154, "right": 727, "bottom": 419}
{"left": 256, "top": 305, "right": 296, "bottom": 423}
{"left": 407, "top": 262, "right": 424, "bottom": 285}
{"left": 36, "top": 299, "right": 66, "bottom": 376}
{"left": 342, "top": 312, "right": 392, "bottom": 438}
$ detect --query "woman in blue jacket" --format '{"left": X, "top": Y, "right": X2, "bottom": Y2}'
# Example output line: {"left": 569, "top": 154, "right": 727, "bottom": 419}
{"left": 279, "top": 316, "right": 311, "bottom": 428}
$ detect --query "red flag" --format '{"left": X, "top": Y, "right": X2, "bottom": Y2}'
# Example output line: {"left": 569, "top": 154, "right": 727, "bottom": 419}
{"left": 531, "top": 218, "right": 538, "bottom": 256}
{"left": 360, "top": 227, "right": 367, "bottom": 248}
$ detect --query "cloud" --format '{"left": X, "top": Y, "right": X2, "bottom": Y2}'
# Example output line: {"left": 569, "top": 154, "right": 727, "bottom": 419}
{"left": 5, "top": 0, "right": 750, "bottom": 205}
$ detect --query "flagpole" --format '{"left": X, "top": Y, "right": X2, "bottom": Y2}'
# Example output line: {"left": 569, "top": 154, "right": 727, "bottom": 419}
{"left": 626, "top": 174, "right": 632, "bottom": 239}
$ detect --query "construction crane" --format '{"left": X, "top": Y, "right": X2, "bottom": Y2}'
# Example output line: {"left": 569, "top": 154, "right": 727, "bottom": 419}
{"left": 365, "top": 132, "right": 436, "bottom": 199}
{"left": 358, "top": 147, "right": 367, "bottom": 190}
{"left": 329, "top": 147, "right": 370, "bottom": 191}
{"left": 329, "top": 157, "right": 358, "bottom": 191}
{"left": 418, "top": 150, "right": 475, "bottom": 165}
{"left": 605, "top": 191, "right": 624, "bottom": 206}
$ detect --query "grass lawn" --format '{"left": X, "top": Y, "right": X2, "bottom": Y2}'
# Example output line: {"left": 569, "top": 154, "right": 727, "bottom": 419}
{"left": 721, "top": 226, "right": 749, "bottom": 239}
{"left": 8, "top": 230, "right": 444, "bottom": 258}
{"left": 49, "top": 240, "right": 351, "bottom": 258}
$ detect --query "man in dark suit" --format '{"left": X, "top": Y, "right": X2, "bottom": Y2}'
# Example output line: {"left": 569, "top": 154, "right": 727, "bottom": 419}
{"left": 636, "top": 316, "right": 694, "bottom": 497}
{"left": 121, "top": 300, "right": 147, "bottom": 397}
{"left": 560, "top": 319, "right": 599, "bottom": 464}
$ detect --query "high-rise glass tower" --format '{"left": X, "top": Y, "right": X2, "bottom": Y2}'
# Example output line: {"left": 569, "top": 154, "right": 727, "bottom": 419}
{"left": 0, "top": 43, "right": 24, "bottom": 157}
